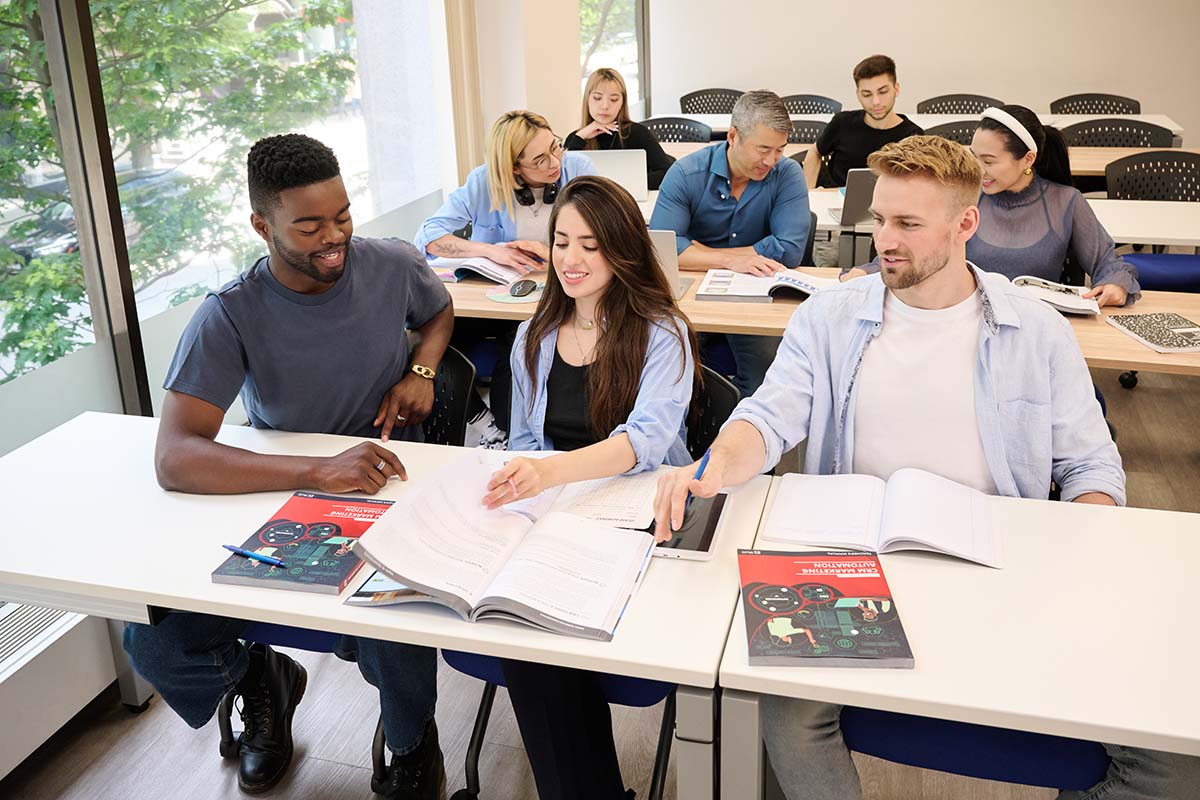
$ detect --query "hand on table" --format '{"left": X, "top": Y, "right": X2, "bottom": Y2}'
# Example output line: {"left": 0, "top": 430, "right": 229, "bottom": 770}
{"left": 486, "top": 243, "right": 541, "bottom": 274}
{"left": 312, "top": 442, "right": 407, "bottom": 495}
{"left": 482, "top": 457, "right": 550, "bottom": 509}
{"left": 651, "top": 457, "right": 725, "bottom": 542}
{"left": 725, "top": 253, "right": 786, "bottom": 277}
{"left": 1082, "top": 283, "right": 1129, "bottom": 308}
{"left": 840, "top": 267, "right": 868, "bottom": 282}
{"left": 374, "top": 373, "right": 434, "bottom": 442}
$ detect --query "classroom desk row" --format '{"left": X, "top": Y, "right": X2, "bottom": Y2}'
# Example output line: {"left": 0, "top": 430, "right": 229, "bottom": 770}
{"left": 446, "top": 268, "right": 1200, "bottom": 377}
{"left": 2, "top": 412, "right": 1196, "bottom": 799}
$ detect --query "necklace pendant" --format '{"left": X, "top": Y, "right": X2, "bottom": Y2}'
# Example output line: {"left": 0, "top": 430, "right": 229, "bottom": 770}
{"left": 579, "top": 318, "right": 595, "bottom": 330}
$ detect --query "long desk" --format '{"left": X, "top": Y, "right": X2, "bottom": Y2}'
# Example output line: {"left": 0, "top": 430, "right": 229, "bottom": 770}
{"left": 0, "top": 412, "right": 773, "bottom": 800}
{"left": 448, "top": 268, "right": 1200, "bottom": 376}
{"left": 719, "top": 480, "right": 1200, "bottom": 797}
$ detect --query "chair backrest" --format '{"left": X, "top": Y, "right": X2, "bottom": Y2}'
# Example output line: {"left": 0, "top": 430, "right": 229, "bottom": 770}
{"left": 1061, "top": 118, "right": 1173, "bottom": 148}
{"left": 802, "top": 210, "right": 817, "bottom": 266}
{"left": 1105, "top": 151, "right": 1200, "bottom": 202}
{"left": 781, "top": 94, "right": 842, "bottom": 115}
{"left": 916, "top": 94, "right": 1004, "bottom": 114}
{"left": 924, "top": 120, "right": 978, "bottom": 146}
{"left": 788, "top": 120, "right": 827, "bottom": 144}
{"left": 643, "top": 116, "right": 713, "bottom": 143}
{"left": 1050, "top": 93, "right": 1141, "bottom": 115}
{"left": 423, "top": 345, "right": 476, "bottom": 447}
{"left": 687, "top": 366, "right": 741, "bottom": 460}
{"left": 680, "top": 87, "right": 743, "bottom": 114}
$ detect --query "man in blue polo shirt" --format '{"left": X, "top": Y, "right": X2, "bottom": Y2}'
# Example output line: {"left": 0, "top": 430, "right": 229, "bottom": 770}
{"left": 650, "top": 89, "right": 810, "bottom": 396}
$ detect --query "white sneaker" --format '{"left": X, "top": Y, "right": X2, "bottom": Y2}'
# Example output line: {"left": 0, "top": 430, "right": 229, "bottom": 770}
{"left": 466, "top": 409, "right": 508, "bottom": 450}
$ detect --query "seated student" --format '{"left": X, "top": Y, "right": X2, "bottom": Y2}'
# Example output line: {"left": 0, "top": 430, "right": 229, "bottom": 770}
{"left": 802, "top": 54, "right": 923, "bottom": 189}
{"left": 654, "top": 136, "right": 1198, "bottom": 800}
{"left": 650, "top": 89, "right": 810, "bottom": 396}
{"left": 483, "top": 175, "right": 699, "bottom": 800}
{"left": 126, "top": 134, "right": 454, "bottom": 799}
{"left": 565, "top": 67, "right": 676, "bottom": 190}
{"left": 415, "top": 110, "right": 596, "bottom": 443}
{"left": 846, "top": 105, "right": 1140, "bottom": 307}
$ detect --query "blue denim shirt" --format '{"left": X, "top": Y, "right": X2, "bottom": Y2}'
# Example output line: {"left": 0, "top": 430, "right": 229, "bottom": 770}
{"left": 508, "top": 315, "right": 695, "bottom": 471}
{"left": 413, "top": 153, "right": 597, "bottom": 252}
{"left": 728, "top": 265, "right": 1126, "bottom": 504}
{"left": 648, "top": 142, "right": 810, "bottom": 266}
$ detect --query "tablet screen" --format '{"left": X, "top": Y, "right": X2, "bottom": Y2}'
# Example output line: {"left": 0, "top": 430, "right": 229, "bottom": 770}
{"left": 655, "top": 493, "right": 727, "bottom": 555}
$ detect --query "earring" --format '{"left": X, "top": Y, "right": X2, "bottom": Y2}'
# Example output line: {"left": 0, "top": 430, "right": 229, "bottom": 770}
{"left": 1024, "top": 167, "right": 1032, "bottom": 175}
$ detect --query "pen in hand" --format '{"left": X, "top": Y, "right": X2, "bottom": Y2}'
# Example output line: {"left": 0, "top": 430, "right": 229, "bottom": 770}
{"left": 683, "top": 448, "right": 712, "bottom": 519}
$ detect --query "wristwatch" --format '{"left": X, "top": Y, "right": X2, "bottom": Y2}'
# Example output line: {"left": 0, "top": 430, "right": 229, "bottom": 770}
{"left": 410, "top": 364, "right": 436, "bottom": 380}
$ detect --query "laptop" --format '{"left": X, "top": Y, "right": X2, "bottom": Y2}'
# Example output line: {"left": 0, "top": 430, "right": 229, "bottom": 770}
{"left": 649, "top": 228, "right": 690, "bottom": 300}
{"left": 827, "top": 168, "right": 878, "bottom": 225}
{"left": 583, "top": 149, "right": 649, "bottom": 202}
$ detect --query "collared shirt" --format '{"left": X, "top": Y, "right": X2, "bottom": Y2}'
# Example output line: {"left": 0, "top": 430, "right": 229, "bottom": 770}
{"left": 508, "top": 316, "right": 695, "bottom": 472}
{"left": 413, "top": 153, "right": 597, "bottom": 253}
{"left": 649, "top": 142, "right": 811, "bottom": 266}
{"left": 727, "top": 264, "right": 1126, "bottom": 504}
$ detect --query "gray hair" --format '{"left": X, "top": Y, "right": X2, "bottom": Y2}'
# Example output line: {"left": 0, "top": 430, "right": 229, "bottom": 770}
{"left": 730, "top": 90, "right": 792, "bottom": 137}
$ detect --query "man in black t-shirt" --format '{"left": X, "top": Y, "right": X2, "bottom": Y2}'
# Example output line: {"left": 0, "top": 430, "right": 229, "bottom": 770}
{"left": 802, "top": 54, "right": 924, "bottom": 188}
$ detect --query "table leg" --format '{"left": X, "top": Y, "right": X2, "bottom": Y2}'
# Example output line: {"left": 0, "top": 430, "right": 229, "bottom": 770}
{"left": 720, "top": 689, "right": 764, "bottom": 800}
{"left": 106, "top": 619, "right": 153, "bottom": 709}
{"left": 837, "top": 232, "right": 854, "bottom": 269}
{"left": 675, "top": 686, "right": 716, "bottom": 800}
{"left": 853, "top": 233, "right": 873, "bottom": 267}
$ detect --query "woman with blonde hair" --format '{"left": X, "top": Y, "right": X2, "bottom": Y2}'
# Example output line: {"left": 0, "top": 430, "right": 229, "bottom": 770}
{"left": 566, "top": 68, "right": 675, "bottom": 189}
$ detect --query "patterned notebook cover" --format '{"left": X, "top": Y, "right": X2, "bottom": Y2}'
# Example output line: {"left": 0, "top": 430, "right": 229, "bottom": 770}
{"left": 1106, "top": 313, "right": 1200, "bottom": 353}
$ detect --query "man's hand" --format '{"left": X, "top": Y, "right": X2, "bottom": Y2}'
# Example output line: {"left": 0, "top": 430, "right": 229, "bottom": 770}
{"left": 485, "top": 243, "right": 541, "bottom": 274}
{"left": 652, "top": 457, "right": 725, "bottom": 542}
{"left": 575, "top": 121, "right": 619, "bottom": 140}
{"left": 725, "top": 252, "right": 786, "bottom": 277}
{"left": 374, "top": 373, "right": 434, "bottom": 442}
{"left": 840, "top": 267, "right": 868, "bottom": 282}
{"left": 310, "top": 442, "right": 407, "bottom": 495}
{"left": 482, "top": 457, "right": 550, "bottom": 509}
{"left": 1072, "top": 491, "right": 1118, "bottom": 506}
{"left": 1082, "top": 283, "right": 1128, "bottom": 308}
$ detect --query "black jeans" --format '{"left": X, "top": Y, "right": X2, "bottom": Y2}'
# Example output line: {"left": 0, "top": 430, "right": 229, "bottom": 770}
{"left": 451, "top": 318, "right": 518, "bottom": 432}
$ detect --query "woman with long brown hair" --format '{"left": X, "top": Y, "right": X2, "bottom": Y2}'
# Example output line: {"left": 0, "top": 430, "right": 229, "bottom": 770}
{"left": 480, "top": 174, "right": 700, "bottom": 799}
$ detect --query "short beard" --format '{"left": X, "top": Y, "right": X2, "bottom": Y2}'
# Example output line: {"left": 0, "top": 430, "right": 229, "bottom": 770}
{"left": 880, "top": 237, "right": 952, "bottom": 291}
{"left": 271, "top": 233, "right": 343, "bottom": 284}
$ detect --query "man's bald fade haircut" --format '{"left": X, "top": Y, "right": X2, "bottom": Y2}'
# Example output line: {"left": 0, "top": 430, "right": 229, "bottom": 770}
{"left": 867, "top": 135, "right": 982, "bottom": 213}
{"left": 247, "top": 133, "right": 341, "bottom": 217}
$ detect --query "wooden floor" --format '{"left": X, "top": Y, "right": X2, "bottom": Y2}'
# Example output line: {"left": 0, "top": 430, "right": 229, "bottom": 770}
{"left": 1, "top": 368, "right": 1195, "bottom": 800}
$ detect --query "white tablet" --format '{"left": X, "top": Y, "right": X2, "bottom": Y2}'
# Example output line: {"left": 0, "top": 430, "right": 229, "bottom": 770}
{"left": 652, "top": 493, "right": 727, "bottom": 561}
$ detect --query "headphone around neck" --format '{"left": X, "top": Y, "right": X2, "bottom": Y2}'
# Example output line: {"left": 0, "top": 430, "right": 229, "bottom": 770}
{"left": 514, "top": 179, "right": 558, "bottom": 207}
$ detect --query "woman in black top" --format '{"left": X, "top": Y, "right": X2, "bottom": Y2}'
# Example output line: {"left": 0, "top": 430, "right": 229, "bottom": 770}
{"left": 565, "top": 67, "right": 676, "bottom": 190}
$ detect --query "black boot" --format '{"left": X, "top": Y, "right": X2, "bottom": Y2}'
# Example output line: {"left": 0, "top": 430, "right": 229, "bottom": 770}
{"left": 234, "top": 643, "right": 307, "bottom": 794}
{"left": 372, "top": 718, "right": 446, "bottom": 799}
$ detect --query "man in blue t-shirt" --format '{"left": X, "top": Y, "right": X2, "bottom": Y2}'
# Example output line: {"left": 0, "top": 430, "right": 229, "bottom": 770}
{"left": 124, "top": 134, "right": 454, "bottom": 799}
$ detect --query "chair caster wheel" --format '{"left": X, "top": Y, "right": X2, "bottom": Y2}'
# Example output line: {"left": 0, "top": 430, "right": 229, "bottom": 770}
{"left": 123, "top": 700, "right": 151, "bottom": 714}
{"left": 219, "top": 736, "right": 241, "bottom": 759}
{"left": 1118, "top": 371, "right": 1138, "bottom": 389}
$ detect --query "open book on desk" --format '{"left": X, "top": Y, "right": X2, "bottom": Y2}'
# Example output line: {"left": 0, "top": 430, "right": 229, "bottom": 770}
{"left": 429, "top": 255, "right": 527, "bottom": 285}
{"left": 695, "top": 268, "right": 842, "bottom": 303}
{"left": 1012, "top": 275, "right": 1100, "bottom": 316}
{"left": 355, "top": 452, "right": 655, "bottom": 640}
{"left": 761, "top": 469, "right": 1001, "bottom": 568}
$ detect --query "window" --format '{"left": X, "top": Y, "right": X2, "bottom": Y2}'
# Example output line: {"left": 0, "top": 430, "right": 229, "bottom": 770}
{"left": 579, "top": 0, "right": 646, "bottom": 114}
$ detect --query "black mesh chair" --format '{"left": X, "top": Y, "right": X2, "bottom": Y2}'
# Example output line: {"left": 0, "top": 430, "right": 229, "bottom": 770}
{"left": 924, "top": 120, "right": 978, "bottom": 145}
{"left": 787, "top": 120, "right": 827, "bottom": 145}
{"left": 680, "top": 88, "right": 743, "bottom": 114}
{"left": 1051, "top": 93, "right": 1141, "bottom": 115}
{"left": 423, "top": 345, "right": 476, "bottom": 447}
{"left": 916, "top": 94, "right": 1004, "bottom": 114}
{"left": 1105, "top": 151, "right": 1200, "bottom": 201}
{"left": 643, "top": 116, "right": 713, "bottom": 143}
{"left": 781, "top": 94, "right": 842, "bottom": 115}
{"left": 688, "top": 366, "right": 741, "bottom": 459}
{"left": 1061, "top": 118, "right": 1174, "bottom": 148}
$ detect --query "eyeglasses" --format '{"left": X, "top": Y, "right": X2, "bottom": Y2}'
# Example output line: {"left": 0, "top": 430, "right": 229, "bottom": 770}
{"left": 519, "top": 138, "right": 564, "bottom": 171}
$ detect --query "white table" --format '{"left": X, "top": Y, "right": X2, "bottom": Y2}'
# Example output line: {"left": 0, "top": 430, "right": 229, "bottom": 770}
{"left": 718, "top": 479, "right": 1200, "bottom": 798}
{"left": 0, "top": 412, "right": 772, "bottom": 800}
{"left": 1049, "top": 113, "right": 1184, "bottom": 138}
{"left": 1087, "top": 199, "right": 1200, "bottom": 248}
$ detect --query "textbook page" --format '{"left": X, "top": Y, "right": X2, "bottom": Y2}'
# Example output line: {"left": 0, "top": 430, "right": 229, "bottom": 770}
{"left": 358, "top": 454, "right": 533, "bottom": 615}
{"left": 551, "top": 469, "right": 661, "bottom": 528}
{"left": 428, "top": 256, "right": 523, "bottom": 285}
{"left": 879, "top": 468, "right": 1002, "bottom": 568}
{"left": 759, "top": 473, "right": 886, "bottom": 550}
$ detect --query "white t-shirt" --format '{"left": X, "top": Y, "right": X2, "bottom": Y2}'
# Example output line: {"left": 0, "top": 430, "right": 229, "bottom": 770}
{"left": 852, "top": 289, "right": 998, "bottom": 494}
{"left": 512, "top": 193, "right": 552, "bottom": 243}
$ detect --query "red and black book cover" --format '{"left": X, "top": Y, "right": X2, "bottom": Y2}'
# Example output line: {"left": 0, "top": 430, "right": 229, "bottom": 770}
{"left": 212, "top": 492, "right": 394, "bottom": 595}
{"left": 738, "top": 550, "right": 913, "bottom": 668}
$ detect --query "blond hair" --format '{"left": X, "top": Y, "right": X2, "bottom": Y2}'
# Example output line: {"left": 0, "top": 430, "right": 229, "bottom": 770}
{"left": 486, "top": 110, "right": 553, "bottom": 218}
{"left": 867, "top": 135, "right": 982, "bottom": 211}
{"left": 579, "top": 68, "right": 633, "bottom": 151}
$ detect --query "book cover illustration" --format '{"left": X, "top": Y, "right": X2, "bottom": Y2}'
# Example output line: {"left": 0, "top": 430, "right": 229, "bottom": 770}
{"left": 212, "top": 492, "right": 394, "bottom": 594}
{"left": 738, "top": 549, "right": 913, "bottom": 668}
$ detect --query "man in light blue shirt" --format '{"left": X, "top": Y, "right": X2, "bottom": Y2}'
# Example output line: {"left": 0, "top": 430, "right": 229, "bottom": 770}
{"left": 654, "top": 136, "right": 1196, "bottom": 800}
{"left": 650, "top": 90, "right": 810, "bottom": 397}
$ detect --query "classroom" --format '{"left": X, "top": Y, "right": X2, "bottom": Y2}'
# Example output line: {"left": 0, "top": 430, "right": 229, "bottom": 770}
{"left": 1, "top": 1, "right": 1197, "bottom": 799}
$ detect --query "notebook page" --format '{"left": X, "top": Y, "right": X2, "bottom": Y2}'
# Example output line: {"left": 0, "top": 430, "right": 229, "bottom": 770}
{"left": 550, "top": 469, "right": 660, "bottom": 528}
{"left": 879, "top": 468, "right": 1002, "bottom": 568}
{"left": 759, "top": 473, "right": 886, "bottom": 550}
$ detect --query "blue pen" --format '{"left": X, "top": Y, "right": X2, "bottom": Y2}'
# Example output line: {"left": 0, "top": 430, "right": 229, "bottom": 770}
{"left": 685, "top": 448, "right": 712, "bottom": 513}
{"left": 223, "top": 544, "right": 287, "bottom": 568}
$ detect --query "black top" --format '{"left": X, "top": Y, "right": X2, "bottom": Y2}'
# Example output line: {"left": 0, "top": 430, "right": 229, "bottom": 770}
{"left": 565, "top": 120, "right": 677, "bottom": 190}
{"left": 544, "top": 349, "right": 598, "bottom": 452}
{"left": 815, "top": 111, "right": 924, "bottom": 187}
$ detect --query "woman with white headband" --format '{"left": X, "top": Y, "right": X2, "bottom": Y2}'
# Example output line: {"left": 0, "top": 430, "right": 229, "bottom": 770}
{"left": 968, "top": 103, "right": 1139, "bottom": 306}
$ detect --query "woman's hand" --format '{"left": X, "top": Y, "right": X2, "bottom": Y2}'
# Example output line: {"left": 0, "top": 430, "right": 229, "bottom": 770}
{"left": 575, "top": 121, "right": 619, "bottom": 140}
{"left": 485, "top": 243, "right": 541, "bottom": 274}
{"left": 840, "top": 267, "right": 868, "bottom": 282}
{"left": 483, "top": 457, "right": 551, "bottom": 509}
{"left": 1083, "top": 283, "right": 1129, "bottom": 308}
{"left": 504, "top": 240, "right": 550, "bottom": 263}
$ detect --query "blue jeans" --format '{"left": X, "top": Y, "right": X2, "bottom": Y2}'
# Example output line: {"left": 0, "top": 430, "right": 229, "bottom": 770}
{"left": 762, "top": 697, "right": 1200, "bottom": 800}
{"left": 699, "top": 333, "right": 782, "bottom": 398}
{"left": 123, "top": 611, "right": 437, "bottom": 754}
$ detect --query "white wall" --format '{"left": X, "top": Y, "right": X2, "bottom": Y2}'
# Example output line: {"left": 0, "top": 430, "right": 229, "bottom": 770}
{"left": 649, "top": 0, "right": 1200, "bottom": 144}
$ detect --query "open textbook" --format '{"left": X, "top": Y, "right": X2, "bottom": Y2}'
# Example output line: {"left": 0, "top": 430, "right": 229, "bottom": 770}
{"left": 355, "top": 452, "right": 657, "bottom": 640}
{"left": 429, "top": 255, "right": 527, "bottom": 285}
{"left": 695, "top": 268, "right": 841, "bottom": 302}
{"left": 1012, "top": 275, "right": 1100, "bottom": 316}
{"left": 760, "top": 469, "right": 1001, "bottom": 568}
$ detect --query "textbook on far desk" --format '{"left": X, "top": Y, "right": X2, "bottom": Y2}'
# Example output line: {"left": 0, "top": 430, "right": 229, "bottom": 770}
{"left": 696, "top": 269, "right": 841, "bottom": 302}
{"left": 761, "top": 469, "right": 1002, "bottom": 568}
